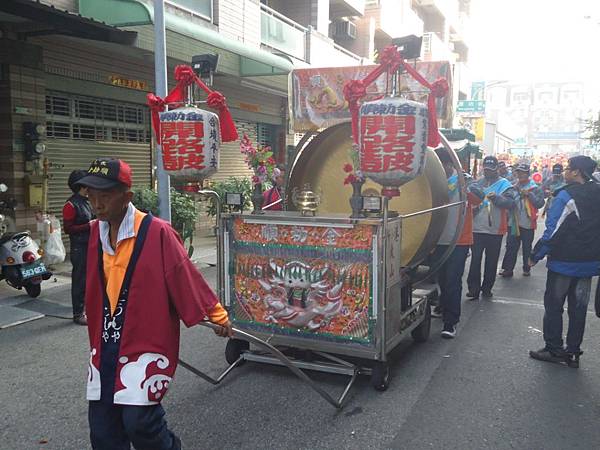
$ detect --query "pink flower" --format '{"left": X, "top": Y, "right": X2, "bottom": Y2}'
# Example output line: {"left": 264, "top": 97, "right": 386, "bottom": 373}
{"left": 343, "top": 163, "right": 354, "bottom": 173}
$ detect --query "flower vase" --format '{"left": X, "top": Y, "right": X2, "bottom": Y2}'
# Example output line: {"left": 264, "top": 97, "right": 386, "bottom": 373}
{"left": 251, "top": 183, "right": 264, "bottom": 214}
{"left": 349, "top": 180, "right": 364, "bottom": 218}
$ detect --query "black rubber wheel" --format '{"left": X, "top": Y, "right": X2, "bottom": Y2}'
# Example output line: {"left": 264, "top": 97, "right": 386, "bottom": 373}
{"left": 411, "top": 302, "right": 431, "bottom": 343}
{"left": 25, "top": 283, "right": 41, "bottom": 298}
{"left": 225, "top": 338, "right": 249, "bottom": 365}
{"left": 371, "top": 361, "right": 390, "bottom": 391}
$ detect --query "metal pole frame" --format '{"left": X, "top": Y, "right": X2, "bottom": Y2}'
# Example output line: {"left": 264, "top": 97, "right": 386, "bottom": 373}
{"left": 154, "top": 0, "right": 171, "bottom": 222}
{"left": 198, "top": 189, "right": 222, "bottom": 299}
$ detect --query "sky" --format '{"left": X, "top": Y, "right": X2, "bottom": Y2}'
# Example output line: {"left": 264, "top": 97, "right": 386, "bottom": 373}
{"left": 468, "top": 0, "right": 600, "bottom": 85}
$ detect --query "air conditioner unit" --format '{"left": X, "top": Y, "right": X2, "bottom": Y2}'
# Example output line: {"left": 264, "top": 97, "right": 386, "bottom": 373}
{"left": 332, "top": 20, "right": 357, "bottom": 40}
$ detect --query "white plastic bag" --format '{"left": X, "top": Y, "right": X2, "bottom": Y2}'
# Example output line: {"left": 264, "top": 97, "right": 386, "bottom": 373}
{"left": 44, "top": 216, "right": 66, "bottom": 265}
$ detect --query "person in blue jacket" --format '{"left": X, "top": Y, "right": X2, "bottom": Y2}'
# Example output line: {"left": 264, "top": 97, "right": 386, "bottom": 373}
{"left": 529, "top": 156, "right": 600, "bottom": 368}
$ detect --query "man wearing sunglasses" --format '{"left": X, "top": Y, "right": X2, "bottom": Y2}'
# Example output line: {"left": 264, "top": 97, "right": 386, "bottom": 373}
{"left": 529, "top": 156, "right": 600, "bottom": 368}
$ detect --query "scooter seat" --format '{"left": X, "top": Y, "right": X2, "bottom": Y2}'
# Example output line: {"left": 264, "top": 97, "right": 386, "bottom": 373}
{"left": 0, "top": 231, "right": 30, "bottom": 245}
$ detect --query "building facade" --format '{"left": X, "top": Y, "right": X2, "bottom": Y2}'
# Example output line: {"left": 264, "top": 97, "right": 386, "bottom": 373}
{"left": 0, "top": 0, "right": 471, "bottom": 240}
{"left": 485, "top": 81, "right": 588, "bottom": 158}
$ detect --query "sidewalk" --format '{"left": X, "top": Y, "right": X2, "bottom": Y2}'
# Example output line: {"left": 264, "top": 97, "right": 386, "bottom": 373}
{"left": 0, "top": 232, "right": 217, "bottom": 328}
{"left": 49, "top": 232, "right": 217, "bottom": 276}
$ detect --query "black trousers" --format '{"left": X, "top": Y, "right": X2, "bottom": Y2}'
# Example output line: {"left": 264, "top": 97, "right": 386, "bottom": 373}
{"left": 467, "top": 233, "right": 503, "bottom": 295}
{"left": 89, "top": 401, "right": 180, "bottom": 450}
{"left": 501, "top": 227, "right": 535, "bottom": 273}
{"left": 70, "top": 243, "right": 87, "bottom": 317}
{"left": 434, "top": 245, "right": 470, "bottom": 326}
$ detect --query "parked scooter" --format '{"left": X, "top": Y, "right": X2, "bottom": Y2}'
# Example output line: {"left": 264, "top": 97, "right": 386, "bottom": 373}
{"left": 0, "top": 183, "right": 51, "bottom": 297}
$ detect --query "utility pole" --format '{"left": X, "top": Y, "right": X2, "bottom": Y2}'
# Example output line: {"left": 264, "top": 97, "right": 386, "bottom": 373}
{"left": 154, "top": 0, "right": 171, "bottom": 221}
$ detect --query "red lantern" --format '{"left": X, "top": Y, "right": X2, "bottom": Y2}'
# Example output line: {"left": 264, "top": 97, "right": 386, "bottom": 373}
{"left": 159, "top": 106, "right": 220, "bottom": 178}
{"left": 359, "top": 98, "right": 428, "bottom": 197}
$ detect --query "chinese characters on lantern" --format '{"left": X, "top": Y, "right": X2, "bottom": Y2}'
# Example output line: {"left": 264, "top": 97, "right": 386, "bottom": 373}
{"left": 159, "top": 107, "right": 220, "bottom": 177}
{"left": 360, "top": 115, "right": 416, "bottom": 173}
{"left": 358, "top": 99, "right": 428, "bottom": 196}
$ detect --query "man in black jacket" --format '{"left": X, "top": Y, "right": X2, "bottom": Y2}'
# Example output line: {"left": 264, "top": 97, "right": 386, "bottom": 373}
{"left": 529, "top": 156, "right": 600, "bottom": 368}
{"left": 63, "top": 170, "right": 95, "bottom": 325}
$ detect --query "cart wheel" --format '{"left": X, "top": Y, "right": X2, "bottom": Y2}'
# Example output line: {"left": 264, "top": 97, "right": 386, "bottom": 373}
{"left": 25, "top": 283, "right": 41, "bottom": 298}
{"left": 371, "top": 362, "right": 390, "bottom": 391}
{"left": 225, "top": 338, "right": 249, "bottom": 365}
{"left": 411, "top": 302, "right": 431, "bottom": 343}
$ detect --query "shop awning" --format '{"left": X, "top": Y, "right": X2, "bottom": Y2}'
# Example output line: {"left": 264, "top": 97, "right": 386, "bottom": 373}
{"left": 79, "top": 0, "right": 294, "bottom": 76}
{"left": 440, "top": 128, "right": 475, "bottom": 142}
{"left": 455, "top": 142, "right": 482, "bottom": 160}
{"left": 0, "top": 0, "right": 137, "bottom": 45}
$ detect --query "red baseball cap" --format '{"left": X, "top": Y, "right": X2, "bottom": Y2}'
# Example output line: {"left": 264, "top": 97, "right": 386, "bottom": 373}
{"left": 78, "top": 158, "right": 132, "bottom": 190}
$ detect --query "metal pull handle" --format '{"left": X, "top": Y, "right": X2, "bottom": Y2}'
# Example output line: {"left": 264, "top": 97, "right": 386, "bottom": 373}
{"left": 179, "top": 322, "right": 359, "bottom": 409}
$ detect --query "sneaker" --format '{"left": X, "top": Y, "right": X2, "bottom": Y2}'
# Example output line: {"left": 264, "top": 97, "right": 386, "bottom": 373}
{"left": 529, "top": 347, "right": 567, "bottom": 365}
{"left": 499, "top": 270, "right": 513, "bottom": 278}
{"left": 431, "top": 306, "right": 443, "bottom": 318}
{"left": 565, "top": 351, "right": 583, "bottom": 368}
{"left": 441, "top": 324, "right": 456, "bottom": 339}
{"left": 522, "top": 269, "right": 531, "bottom": 277}
{"left": 481, "top": 291, "right": 493, "bottom": 299}
{"left": 466, "top": 291, "right": 479, "bottom": 300}
{"left": 73, "top": 314, "right": 88, "bottom": 326}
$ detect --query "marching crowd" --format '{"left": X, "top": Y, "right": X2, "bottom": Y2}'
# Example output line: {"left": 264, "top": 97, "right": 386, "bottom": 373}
{"left": 433, "top": 149, "right": 600, "bottom": 371}
{"left": 57, "top": 153, "right": 599, "bottom": 449}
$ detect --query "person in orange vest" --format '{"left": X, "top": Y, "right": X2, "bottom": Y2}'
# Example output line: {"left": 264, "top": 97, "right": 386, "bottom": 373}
{"left": 77, "top": 158, "right": 232, "bottom": 450}
{"left": 431, "top": 148, "right": 484, "bottom": 338}
{"left": 262, "top": 165, "right": 286, "bottom": 211}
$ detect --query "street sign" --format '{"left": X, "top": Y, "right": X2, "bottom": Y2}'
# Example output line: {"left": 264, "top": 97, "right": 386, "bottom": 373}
{"left": 456, "top": 100, "right": 486, "bottom": 113}
{"left": 471, "top": 81, "right": 486, "bottom": 101}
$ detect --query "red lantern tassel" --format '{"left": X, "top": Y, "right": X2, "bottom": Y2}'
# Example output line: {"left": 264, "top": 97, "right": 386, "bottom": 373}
{"left": 207, "top": 91, "right": 239, "bottom": 142}
{"left": 427, "top": 94, "right": 441, "bottom": 148}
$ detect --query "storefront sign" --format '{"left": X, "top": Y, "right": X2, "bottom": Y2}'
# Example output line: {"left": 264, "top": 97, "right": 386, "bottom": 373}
{"left": 238, "top": 102, "right": 261, "bottom": 112}
{"left": 109, "top": 75, "right": 148, "bottom": 91}
{"left": 290, "top": 61, "right": 452, "bottom": 131}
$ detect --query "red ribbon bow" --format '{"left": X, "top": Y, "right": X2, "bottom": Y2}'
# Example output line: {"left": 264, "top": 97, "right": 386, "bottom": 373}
{"left": 431, "top": 78, "right": 449, "bottom": 98}
{"left": 147, "top": 65, "right": 238, "bottom": 144}
{"left": 377, "top": 46, "right": 403, "bottom": 73}
{"left": 343, "top": 45, "right": 447, "bottom": 147}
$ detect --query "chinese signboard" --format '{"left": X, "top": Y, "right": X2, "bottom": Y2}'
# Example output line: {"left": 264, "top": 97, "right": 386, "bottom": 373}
{"left": 457, "top": 116, "right": 485, "bottom": 142}
{"left": 290, "top": 61, "right": 453, "bottom": 131}
{"left": 159, "top": 106, "right": 220, "bottom": 177}
{"left": 358, "top": 98, "right": 428, "bottom": 196}
{"left": 109, "top": 75, "right": 148, "bottom": 91}
{"left": 228, "top": 218, "right": 375, "bottom": 343}
{"left": 456, "top": 100, "right": 486, "bottom": 115}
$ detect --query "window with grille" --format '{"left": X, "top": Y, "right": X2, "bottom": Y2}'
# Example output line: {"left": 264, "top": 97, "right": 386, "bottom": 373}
{"left": 45, "top": 91, "right": 150, "bottom": 143}
{"left": 257, "top": 123, "right": 274, "bottom": 147}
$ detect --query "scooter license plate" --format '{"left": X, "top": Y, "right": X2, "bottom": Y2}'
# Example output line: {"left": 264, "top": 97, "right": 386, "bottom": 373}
{"left": 20, "top": 261, "right": 48, "bottom": 280}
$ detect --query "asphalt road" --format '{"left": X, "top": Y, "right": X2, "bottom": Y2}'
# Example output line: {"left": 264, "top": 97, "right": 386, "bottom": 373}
{"left": 2, "top": 261, "right": 600, "bottom": 450}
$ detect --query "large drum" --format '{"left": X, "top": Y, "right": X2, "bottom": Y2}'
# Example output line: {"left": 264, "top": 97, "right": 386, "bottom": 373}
{"left": 287, "top": 122, "right": 449, "bottom": 268}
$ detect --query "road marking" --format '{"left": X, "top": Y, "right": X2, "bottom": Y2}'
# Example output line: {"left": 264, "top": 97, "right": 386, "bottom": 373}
{"left": 486, "top": 296, "right": 596, "bottom": 314}
{"left": 0, "top": 314, "right": 44, "bottom": 329}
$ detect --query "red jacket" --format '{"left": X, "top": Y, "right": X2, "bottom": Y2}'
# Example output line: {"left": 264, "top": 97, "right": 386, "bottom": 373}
{"left": 86, "top": 217, "right": 219, "bottom": 405}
